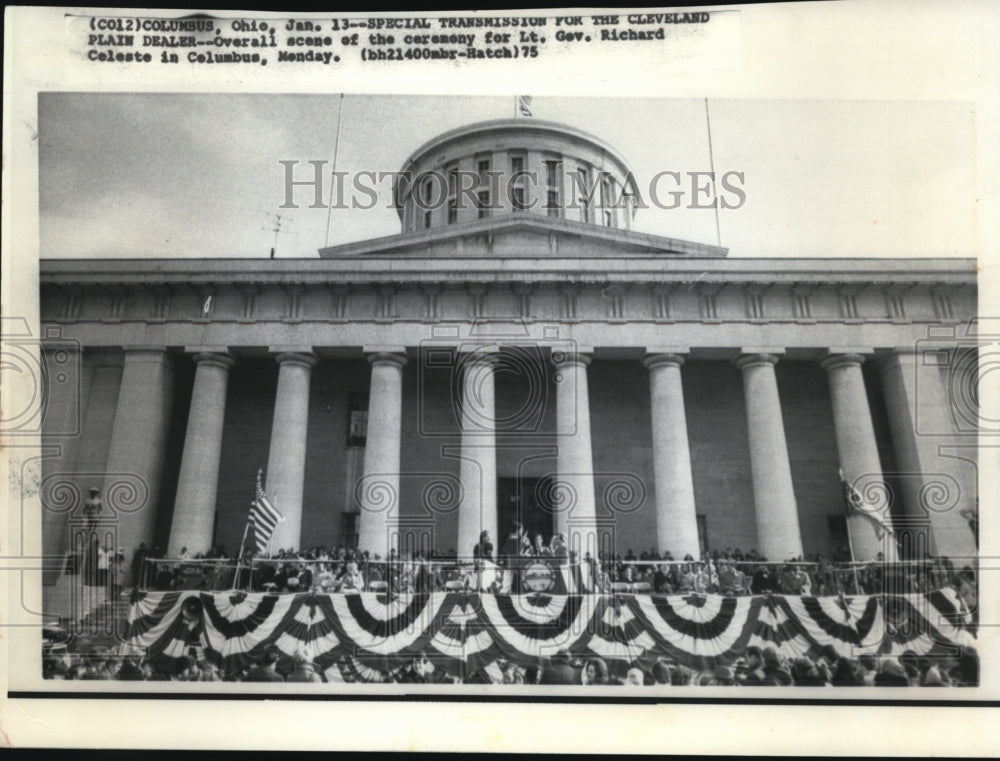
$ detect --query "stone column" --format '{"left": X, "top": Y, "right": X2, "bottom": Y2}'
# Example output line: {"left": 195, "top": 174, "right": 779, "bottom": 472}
{"left": 457, "top": 349, "right": 498, "bottom": 558}
{"left": 168, "top": 351, "right": 235, "bottom": 556}
{"left": 263, "top": 351, "right": 317, "bottom": 552}
{"left": 735, "top": 353, "right": 804, "bottom": 561}
{"left": 553, "top": 350, "right": 598, "bottom": 559}
{"left": 877, "top": 349, "right": 976, "bottom": 558}
{"left": 644, "top": 352, "right": 700, "bottom": 559}
{"left": 358, "top": 350, "right": 408, "bottom": 556}
{"left": 40, "top": 344, "right": 90, "bottom": 584}
{"left": 103, "top": 348, "right": 175, "bottom": 559}
{"left": 821, "top": 353, "right": 896, "bottom": 561}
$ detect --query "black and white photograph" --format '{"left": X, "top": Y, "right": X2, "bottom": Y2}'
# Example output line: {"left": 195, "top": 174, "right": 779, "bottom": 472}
{"left": 2, "top": 2, "right": 998, "bottom": 754}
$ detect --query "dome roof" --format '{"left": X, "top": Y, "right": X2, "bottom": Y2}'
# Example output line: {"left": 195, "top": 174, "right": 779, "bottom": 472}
{"left": 394, "top": 118, "right": 638, "bottom": 216}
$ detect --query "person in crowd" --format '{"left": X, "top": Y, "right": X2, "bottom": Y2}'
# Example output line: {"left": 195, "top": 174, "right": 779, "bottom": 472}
{"left": 297, "top": 562, "right": 314, "bottom": 590}
{"left": 116, "top": 655, "right": 145, "bottom": 681}
{"left": 337, "top": 561, "right": 365, "bottom": 593}
{"left": 651, "top": 661, "right": 672, "bottom": 686}
{"left": 789, "top": 657, "right": 826, "bottom": 686}
{"left": 693, "top": 562, "right": 712, "bottom": 594}
{"left": 623, "top": 667, "right": 646, "bottom": 686}
{"left": 950, "top": 645, "right": 979, "bottom": 687}
{"left": 286, "top": 651, "right": 322, "bottom": 683}
{"left": 676, "top": 563, "right": 695, "bottom": 592}
{"left": 710, "top": 664, "right": 736, "bottom": 686}
{"left": 874, "top": 658, "right": 910, "bottom": 686}
{"left": 130, "top": 542, "right": 149, "bottom": 588}
{"left": 792, "top": 564, "right": 811, "bottom": 595}
{"left": 829, "top": 656, "right": 863, "bottom": 686}
{"left": 198, "top": 660, "right": 222, "bottom": 682}
{"left": 518, "top": 531, "right": 533, "bottom": 556}
{"left": 533, "top": 533, "right": 551, "bottom": 557}
{"left": 472, "top": 530, "right": 494, "bottom": 562}
{"left": 751, "top": 564, "right": 778, "bottom": 594}
{"left": 653, "top": 563, "right": 672, "bottom": 593}
{"left": 315, "top": 563, "right": 336, "bottom": 592}
{"left": 956, "top": 566, "right": 978, "bottom": 625}
{"left": 760, "top": 647, "right": 792, "bottom": 686}
{"left": 550, "top": 533, "right": 568, "bottom": 562}
{"left": 622, "top": 563, "right": 636, "bottom": 584}
{"left": 244, "top": 644, "right": 285, "bottom": 682}
{"left": 580, "top": 657, "right": 610, "bottom": 685}
{"left": 172, "top": 655, "right": 199, "bottom": 682}
{"left": 397, "top": 560, "right": 416, "bottom": 593}
{"left": 539, "top": 650, "right": 578, "bottom": 685}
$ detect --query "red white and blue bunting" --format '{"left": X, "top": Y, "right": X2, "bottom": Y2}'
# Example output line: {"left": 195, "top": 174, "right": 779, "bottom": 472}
{"left": 124, "top": 590, "right": 977, "bottom": 682}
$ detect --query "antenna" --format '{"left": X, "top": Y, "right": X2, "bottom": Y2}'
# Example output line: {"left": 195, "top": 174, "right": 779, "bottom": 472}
{"left": 258, "top": 210, "right": 299, "bottom": 258}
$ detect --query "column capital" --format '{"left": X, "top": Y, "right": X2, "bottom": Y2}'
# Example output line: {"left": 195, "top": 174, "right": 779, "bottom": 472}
{"left": 367, "top": 351, "right": 408, "bottom": 369}
{"left": 643, "top": 352, "right": 686, "bottom": 370}
{"left": 820, "top": 353, "right": 867, "bottom": 371}
{"left": 191, "top": 351, "right": 236, "bottom": 370}
{"left": 734, "top": 353, "right": 780, "bottom": 370}
{"left": 274, "top": 351, "right": 318, "bottom": 369}
{"left": 551, "top": 349, "right": 592, "bottom": 368}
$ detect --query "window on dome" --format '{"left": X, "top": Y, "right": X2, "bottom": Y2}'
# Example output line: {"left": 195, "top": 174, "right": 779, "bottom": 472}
{"left": 544, "top": 159, "right": 562, "bottom": 217}
{"left": 510, "top": 152, "right": 528, "bottom": 211}
{"left": 601, "top": 174, "right": 617, "bottom": 228}
{"left": 576, "top": 164, "right": 591, "bottom": 224}
{"left": 447, "top": 164, "right": 458, "bottom": 224}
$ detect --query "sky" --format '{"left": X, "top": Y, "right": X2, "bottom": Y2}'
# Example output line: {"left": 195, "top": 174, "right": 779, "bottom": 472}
{"left": 38, "top": 93, "right": 978, "bottom": 259}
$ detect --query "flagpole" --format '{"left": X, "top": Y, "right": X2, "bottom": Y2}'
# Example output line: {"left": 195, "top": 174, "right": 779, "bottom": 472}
{"left": 323, "top": 93, "right": 346, "bottom": 248}
{"left": 704, "top": 98, "right": 723, "bottom": 248}
{"left": 839, "top": 468, "right": 862, "bottom": 593}
{"left": 232, "top": 520, "right": 252, "bottom": 591}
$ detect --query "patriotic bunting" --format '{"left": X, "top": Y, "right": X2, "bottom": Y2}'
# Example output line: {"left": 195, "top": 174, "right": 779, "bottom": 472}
{"left": 124, "top": 590, "right": 977, "bottom": 682}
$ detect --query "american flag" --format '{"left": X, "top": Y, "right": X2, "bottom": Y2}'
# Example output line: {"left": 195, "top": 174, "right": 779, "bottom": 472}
{"left": 248, "top": 469, "right": 284, "bottom": 553}
{"left": 518, "top": 95, "right": 533, "bottom": 117}
{"left": 839, "top": 468, "right": 894, "bottom": 540}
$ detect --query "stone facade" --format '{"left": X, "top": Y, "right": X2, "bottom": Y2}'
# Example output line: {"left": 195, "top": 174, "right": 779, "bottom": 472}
{"left": 38, "top": 118, "right": 980, "bottom": 582}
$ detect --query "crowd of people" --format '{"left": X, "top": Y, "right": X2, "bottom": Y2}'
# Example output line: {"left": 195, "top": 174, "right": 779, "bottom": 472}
{"left": 42, "top": 641, "right": 980, "bottom": 688}
{"left": 135, "top": 527, "right": 977, "bottom": 609}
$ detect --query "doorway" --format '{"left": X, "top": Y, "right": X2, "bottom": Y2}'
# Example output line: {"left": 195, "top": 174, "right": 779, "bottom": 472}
{"left": 496, "top": 476, "right": 556, "bottom": 547}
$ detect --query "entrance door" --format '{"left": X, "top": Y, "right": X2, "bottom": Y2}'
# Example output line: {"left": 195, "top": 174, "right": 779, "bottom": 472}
{"left": 496, "top": 476, "right": 555, "bottom": 547}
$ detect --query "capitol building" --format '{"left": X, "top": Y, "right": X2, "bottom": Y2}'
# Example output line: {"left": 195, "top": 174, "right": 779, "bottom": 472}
{"left": 39, "top": 115, "right": 979, "bottom": 597}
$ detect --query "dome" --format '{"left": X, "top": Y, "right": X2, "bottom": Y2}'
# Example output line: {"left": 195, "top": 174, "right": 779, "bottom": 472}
{"left": 393, "top": 118, "right": 640, "bottom": 234}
